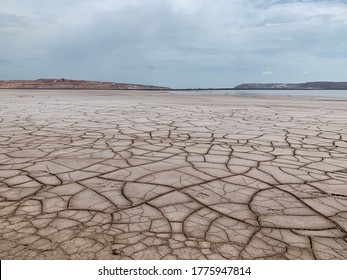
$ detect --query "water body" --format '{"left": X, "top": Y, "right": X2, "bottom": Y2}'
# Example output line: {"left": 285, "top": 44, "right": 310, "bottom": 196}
{"left": 172, "top": 89, "right": 347, "bottom": 99}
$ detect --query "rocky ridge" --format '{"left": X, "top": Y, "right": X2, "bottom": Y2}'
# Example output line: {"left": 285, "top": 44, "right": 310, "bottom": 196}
{"left": 0, "top": 78, "right": 170, "bottom": 90}
{"left": 234, "top": 82, "right": 347, "bottom": 90}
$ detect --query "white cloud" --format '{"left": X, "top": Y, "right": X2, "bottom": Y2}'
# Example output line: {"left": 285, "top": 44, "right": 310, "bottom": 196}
{"left": 262, "top": 71, "right": 272, "bottom": 75}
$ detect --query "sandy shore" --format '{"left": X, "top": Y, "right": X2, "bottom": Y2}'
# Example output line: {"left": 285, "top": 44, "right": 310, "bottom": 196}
{"left": 0, "top": 89, "right": 346, "bottom": 259}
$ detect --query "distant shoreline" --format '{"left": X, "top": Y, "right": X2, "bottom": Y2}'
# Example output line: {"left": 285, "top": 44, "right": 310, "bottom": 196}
{"left": 2, "top": 87, "right": 347, "bottom": 91}
{"left": 1, "top": 79, "right": 347, "bottom": 90}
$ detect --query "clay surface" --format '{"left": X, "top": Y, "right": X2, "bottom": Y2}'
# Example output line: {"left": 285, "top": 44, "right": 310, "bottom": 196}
{"left": 0, "top": 90, "right": 346, "bottom": 259}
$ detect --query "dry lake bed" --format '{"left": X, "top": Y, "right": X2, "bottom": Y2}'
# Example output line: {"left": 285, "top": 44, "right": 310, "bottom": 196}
{"left": 0, "top": 89, "right": 347, "bottom": 260}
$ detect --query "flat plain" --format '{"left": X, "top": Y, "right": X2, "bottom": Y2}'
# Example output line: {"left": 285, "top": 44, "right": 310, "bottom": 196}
{"left": 0, "top": 90, "right": 347, "bottom": 259}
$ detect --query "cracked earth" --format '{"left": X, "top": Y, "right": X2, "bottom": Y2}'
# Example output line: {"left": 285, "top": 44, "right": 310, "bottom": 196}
{"left": 1, "top": 90, "right": 347, "bottom": 260}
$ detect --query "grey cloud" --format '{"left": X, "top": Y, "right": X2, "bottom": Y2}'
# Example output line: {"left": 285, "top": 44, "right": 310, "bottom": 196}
{"left": 0, "top": 13, "right": 29, "bottom": 28}
{"left": 1, "top": 0, "right": 347, "bottom": 87}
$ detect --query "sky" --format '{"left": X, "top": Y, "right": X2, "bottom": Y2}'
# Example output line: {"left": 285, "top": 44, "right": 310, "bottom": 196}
{"left": 1, "top": 0, "right": 347, "bottom": 88}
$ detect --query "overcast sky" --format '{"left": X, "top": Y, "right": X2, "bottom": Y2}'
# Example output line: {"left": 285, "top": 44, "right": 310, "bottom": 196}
{"left": 1, "top": 0, "right": 347, "bottom": 88}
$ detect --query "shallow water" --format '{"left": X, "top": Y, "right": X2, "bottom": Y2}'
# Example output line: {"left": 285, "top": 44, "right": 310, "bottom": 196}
{"left": 173, "top": 89, "right": 347, "bottom": 99}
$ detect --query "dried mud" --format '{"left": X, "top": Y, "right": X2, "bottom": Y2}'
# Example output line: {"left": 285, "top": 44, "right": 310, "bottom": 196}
{"left": 0, "top": 90, "right": 346, "bottom": 260}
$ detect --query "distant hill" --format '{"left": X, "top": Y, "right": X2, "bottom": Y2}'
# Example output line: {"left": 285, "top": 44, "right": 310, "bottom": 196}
{"left": 234, "top": 82, "right": 347, "bottom": 90}
{"left": 0, "top": 78, "right": 170, "bottom": 90}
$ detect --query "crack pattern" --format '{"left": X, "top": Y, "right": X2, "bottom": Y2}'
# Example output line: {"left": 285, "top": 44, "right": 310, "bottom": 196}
{"left": 0, "top": 91, "right": 347, "bottom": 259}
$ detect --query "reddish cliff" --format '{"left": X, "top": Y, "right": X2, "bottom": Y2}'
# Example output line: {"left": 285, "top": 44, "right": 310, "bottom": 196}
{"left": 0, "top": 78, "right": 170, "bottom": 90}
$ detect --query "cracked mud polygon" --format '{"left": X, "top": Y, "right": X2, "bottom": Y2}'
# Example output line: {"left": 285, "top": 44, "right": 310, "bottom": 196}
{"left": 0, "top": 90, "right": 346, "bottom": 259}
